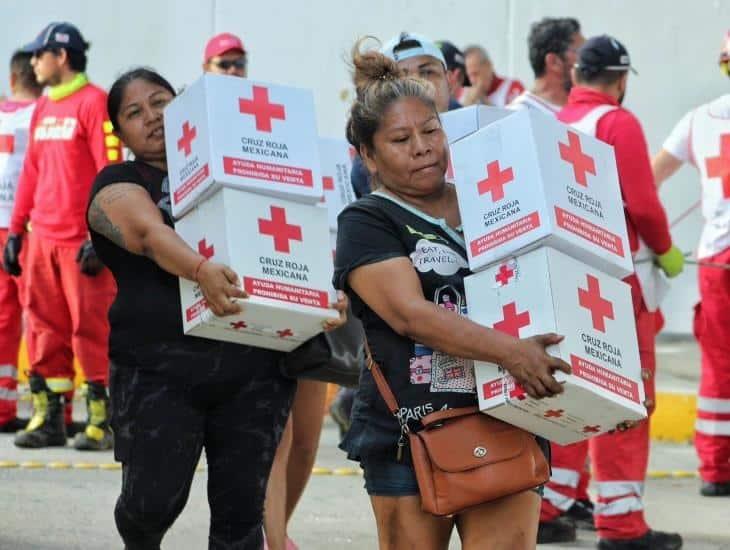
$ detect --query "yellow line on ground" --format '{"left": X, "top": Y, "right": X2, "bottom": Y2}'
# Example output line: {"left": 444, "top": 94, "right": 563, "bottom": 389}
{"left": 47, "top": 461, "right": 71, "bottom": 470}
{"left": 19, "top": 460, "right": 45, "bottom": 469}
{"left": 0, "top": 460, "right": 19, "bottom": 468}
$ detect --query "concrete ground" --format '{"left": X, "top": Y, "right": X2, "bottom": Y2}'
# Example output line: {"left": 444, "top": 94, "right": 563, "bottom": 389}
{"left": 1, "top": 337, "right": 728, "bottom": 549}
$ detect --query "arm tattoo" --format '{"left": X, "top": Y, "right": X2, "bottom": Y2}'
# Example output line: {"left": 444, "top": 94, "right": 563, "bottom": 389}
{"left": 88, "top": 194, "right": 126, "bottom": 249}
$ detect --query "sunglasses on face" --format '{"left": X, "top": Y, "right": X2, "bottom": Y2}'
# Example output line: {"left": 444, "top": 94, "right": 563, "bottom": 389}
{"left": 212, "top": 58, "right": 247, "bottom": 71}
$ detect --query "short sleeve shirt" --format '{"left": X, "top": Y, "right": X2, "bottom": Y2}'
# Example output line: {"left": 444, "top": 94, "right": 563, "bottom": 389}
{"left": 662, "top": 109, "right": 694, "bottom": 164}
{"left": 334, "top": 192, "right": 477, "bottom": 461}
{"left": 88, "top": 160, "right": 202, "bottom": 362}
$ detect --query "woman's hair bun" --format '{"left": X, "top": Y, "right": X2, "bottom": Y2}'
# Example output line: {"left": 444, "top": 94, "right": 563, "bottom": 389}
{"left": 351, "top": 37, "right": 401, "bottom": 95}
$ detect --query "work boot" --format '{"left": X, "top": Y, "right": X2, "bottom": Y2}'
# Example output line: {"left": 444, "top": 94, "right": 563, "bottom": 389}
{"left": 14, "top": 375, "right": 68, "bottom": 448}
{"left": 597, "top": 530, "right": 683, "bottom": 549}
{"left": 700, "top": 480, "right": 730, "bottom": 497}
{"left": 537, "top": 517, "right": 576, "bottom": 544}
{"left": 566, "top": 498, "right": 595, "bottom": 530}
{"left": 73, "top": 381, "right": 113, "bottom": 451}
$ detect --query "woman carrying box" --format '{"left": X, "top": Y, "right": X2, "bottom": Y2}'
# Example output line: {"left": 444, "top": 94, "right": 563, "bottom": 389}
{"left": 86, "top": 67, "right": 347, "bottom": 550}
{"left": 335, "top": 40, "right": 573, "bottom": 550}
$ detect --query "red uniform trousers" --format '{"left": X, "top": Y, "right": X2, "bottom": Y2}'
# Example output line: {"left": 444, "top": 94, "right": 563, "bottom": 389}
{"left": 24, "top": 232, "right": 116, "bottom": 386}
{"left": 0, "top": 228, "right": 24, "bottom": 425}
{"left": 694, "top": 247, "right": 730, "bottom": 483}
{"left": 541, "top": 283, "right": 656, "bottom": 541}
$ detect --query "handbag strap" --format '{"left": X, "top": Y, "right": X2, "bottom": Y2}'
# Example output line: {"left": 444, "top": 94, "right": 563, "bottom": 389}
{"left": 364, "top": 339, "right": 401, "bottom": 416}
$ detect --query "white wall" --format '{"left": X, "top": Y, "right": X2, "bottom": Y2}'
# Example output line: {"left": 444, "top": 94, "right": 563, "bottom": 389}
{"left": 3, "top": 0, "right": 727, "bottom": 333}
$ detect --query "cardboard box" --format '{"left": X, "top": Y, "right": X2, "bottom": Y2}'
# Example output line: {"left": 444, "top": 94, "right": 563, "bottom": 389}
{"left": 451, "top": 108, "right": 633, "bottom": 278}
{"left": 165, "top": 74, "right": 323, "bottom": 218}
{"left": 318, "top": 137, "right": 356, "bottom": 230}
{"left": 464, "top": 247, "right": 646, "bottom": 445}
{"left": 439, "top": 105, "right": 513, "bottom": 144}
{"left": 176, "top": 187, "right": 338, "bottom": 352}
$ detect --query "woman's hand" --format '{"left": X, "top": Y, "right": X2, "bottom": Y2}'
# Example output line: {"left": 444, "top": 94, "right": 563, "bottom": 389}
{"left": 323, "top": 290, "right": 349, "bottom": 332}
{"left": 197, "top": 261, "right": 248, "bottom": 317}
{"left": 501, "top": 333, "right": 572, "bottom": 399}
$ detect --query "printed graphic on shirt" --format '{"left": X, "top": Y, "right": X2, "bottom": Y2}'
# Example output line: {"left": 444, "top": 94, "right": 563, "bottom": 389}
{"left": 409, "top": 343, "right": 432, "bottom": 384}
{"left": 405, "top": 224, "right": 449, "bottom": 243}
{"left": 34, "top": 116, "right": 77, "bottom": 141}
{"left": 410, "top": 238, "right": 468, "bottom": 276}
{"left": 429, "top": 285, "right": 476, "bottom": 394}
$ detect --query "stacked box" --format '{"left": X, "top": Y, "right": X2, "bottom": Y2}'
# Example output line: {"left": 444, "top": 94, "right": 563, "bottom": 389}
{"left": 450, "top": 106, "right": 645, "bottom": 440}
{"left": 164, "top": 74, "right": 336, "bottom": 351}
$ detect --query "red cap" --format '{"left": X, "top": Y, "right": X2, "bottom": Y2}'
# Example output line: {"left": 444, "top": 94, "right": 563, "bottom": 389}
{"left": 204, "top": 32, "right": 245, "bottom": 62}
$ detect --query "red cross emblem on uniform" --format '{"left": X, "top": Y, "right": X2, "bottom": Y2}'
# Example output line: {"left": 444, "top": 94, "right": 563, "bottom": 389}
{"left": 258, "top": 206, "right": 302, "bottom": 254}
{"left": 277, "top": 328, "right": 293, "bottom": 338}
{"left": 198, "top": 239, "right": 215, "bottom": 259}
{"left": 493, "top": 302, "right": 531, "bottom": 338}
{"left": 0, "top": 134, "right": 15, "bottom": 153}
{"left": 578, "top": 275, "right": 614, "bottom": 332}
{"left": 544, "top": 409, "right": 564, "bottom": 418}
{"left": 705, "top": 134, "right": 730, "bottom": 198}
{"left": 239, "top": 86, "right": 286, "bottom": 132}
{"left": 559, "top": 130, "right": 596, "bottom": 187}
{"left": 177, "top": 121, "right": 197, "bottom": 157}
{"left": 322, "top": 176, "right": 335, "bottom": 191}
{"left": 477, "top": 160, "right": 514, "bottom": 201}
{"left": 230, "top": 321, "right": 247, "bottom": 330}
{"left": 495, "top": 264, "right": 515, "bottom": 285}
{"left": 583, "top": 425, "right": 601, "bottom": 433}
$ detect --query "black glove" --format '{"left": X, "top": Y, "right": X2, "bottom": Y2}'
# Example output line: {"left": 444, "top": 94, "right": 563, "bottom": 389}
{"left": 76, "top": 240, "right": 104, "bottom": 276}
{"left": 2, "top": 233, "right": 22, "bottom": 276}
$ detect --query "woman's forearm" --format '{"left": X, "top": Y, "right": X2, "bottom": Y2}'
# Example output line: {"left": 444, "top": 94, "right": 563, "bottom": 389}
{"left": 400, "top": 300, "right": 519, "bottom": 365}
{"left": 140, "top": 224, "right": 205, "bottom": 281}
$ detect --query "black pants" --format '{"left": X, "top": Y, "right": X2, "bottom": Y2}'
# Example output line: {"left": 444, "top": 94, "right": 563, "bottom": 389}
{"left": 110, "top": 339, "right": 296, "bottom": 550}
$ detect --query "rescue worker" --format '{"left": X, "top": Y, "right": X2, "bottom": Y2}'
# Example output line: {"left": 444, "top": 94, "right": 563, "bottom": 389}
{"left": 0, "top": 51, "right": 42, "bottom": 432}
{"left": 4, "top": 22, "right": 121, "bottom": 451}
{"left": 549, "top": 35, "right": 685, "bottom": 550}
{"left": 652, "top": 31, "right": 730, "bottom": 498}
{"left": 462, "top": 44, "right": 525, "bottom": 107}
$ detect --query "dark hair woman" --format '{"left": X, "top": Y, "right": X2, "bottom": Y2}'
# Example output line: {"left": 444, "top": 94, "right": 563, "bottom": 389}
{"left": 87, "top": 68, "right": 346, "bottom": 550}
{"left": 335, "top": 40, "right": 572, "bottom": 549}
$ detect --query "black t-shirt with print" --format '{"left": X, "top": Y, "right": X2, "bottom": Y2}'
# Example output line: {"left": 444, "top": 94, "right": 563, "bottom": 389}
{"left": 334, "top": 192, "right": 477, "bottom": 462}
{"left": 88, "top": 160, "right": 206, "bottom": 362}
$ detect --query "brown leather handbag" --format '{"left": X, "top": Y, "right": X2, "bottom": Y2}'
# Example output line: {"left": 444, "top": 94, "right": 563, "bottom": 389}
{"left": 366, "top": 345, "right": 550, "bottom": 516}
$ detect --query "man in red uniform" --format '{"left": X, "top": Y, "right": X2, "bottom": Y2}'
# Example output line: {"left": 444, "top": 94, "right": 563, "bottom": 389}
{"left": 542, "top": 35, "right": 685, "bottom": 550}
{"left": 0, "top": 51, "right": 42, "bottom": 433}
{"left": 461, "top": 44, "right": 525, "bottom": 107}
{"left": 652, "top": 32, "right": 730, "bottom": 498}
{"left": 3, "top": 22, "right": 120, "bottom": 451}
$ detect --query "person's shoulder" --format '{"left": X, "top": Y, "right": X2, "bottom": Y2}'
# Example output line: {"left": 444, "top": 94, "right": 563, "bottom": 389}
{"left": 83, "top": 81, "right": 109, "bottom": 99}
{"left": 602, "top": 105, "right": 644, "bottom": 135}
{"left": 93, "top": 161, "right": 144, "bottom": 188}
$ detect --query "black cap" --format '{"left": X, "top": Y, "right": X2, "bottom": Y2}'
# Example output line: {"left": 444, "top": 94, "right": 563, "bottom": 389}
{"left": 436, "top": 40, "right": 471, "bottom": 86}
{"left": 21, "top": 22, "right": 89, "bottom": 54}
{"left": 575, "top": 34, "right": 637, "bottom": 75}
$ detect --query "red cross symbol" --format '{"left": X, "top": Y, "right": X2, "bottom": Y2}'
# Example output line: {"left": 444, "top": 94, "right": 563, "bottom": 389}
{"left": 705, "top": 134, "right": 730, "bottom": 198}
{"left": 322, "top": 176, "right": 335, "bottom": 191}
{"left": 509, "top": 385, "right": 527, "bottom": 400}
{"left": 0, "top": 134, "right": 14, "bottom": 153}
{"left": 277, "top": 328, "right": 293, "bottom": 338}
{"left": 544, "top": 409, "right": 565, "bottom": 418}
{"left": 258, "top": 206, "right": 302, "bottom": 253}
{"left": 177, "top": 121, "right": 197, "bottom": 157}
{"left": 495, "top": 264, "right": 515, "bottom": 285}
{"left": 477, "top": 160, "right": 514, "bottom": 201}
{"left": 239, "top": 86, "right": 286, "bottom": 132}
{"left": 493, "top": 302, "right": 531, "bottom": 338}
{"left": 230, "top": 321, "right": 247, "bottom": 330}
{"left": 198, "top": 239, "right": 215, "bottom": 259}
{"left": 578, "top": 275, "right": 614, "bottom": 333}
{"left": 559, "top": 130, "right": 595, "bottom": 187}
{"left": 583, "top": 425, "right": 601, "bottom": 433}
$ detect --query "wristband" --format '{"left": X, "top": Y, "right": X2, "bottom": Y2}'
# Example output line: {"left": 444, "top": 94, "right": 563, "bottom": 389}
{"left": 193, "top": 258, "right": 208, "bottom": 282}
